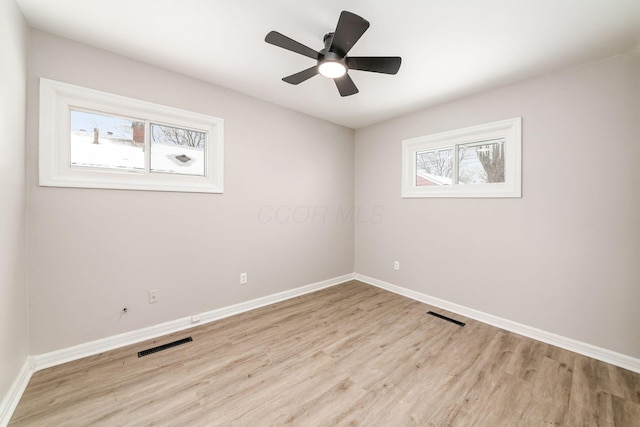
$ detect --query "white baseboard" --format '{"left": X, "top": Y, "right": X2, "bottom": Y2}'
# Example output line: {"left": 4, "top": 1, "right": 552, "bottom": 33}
{"left": 355, "top": 273, "right": 640, "bottom": 374}
{"left": 33, "top": 273, "right": 355, "bottom": 372}
{"left": 0, "top": 357, "right": 35, "bottom": 427}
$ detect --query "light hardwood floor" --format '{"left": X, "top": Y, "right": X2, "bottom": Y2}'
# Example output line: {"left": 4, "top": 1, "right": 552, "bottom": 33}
{"left": 9, "top": 281, "right": 640, "bottom": 426}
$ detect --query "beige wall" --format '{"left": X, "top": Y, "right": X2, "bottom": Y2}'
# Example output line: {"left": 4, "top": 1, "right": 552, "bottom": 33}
{"left": 355, "top": 52, "right": 640, "bottom": 358}
{"left": 27, "top": 30, "right": 354, "bottom": 354}
{"left": 0, "top": 0, "right": 28, "bottom": 398}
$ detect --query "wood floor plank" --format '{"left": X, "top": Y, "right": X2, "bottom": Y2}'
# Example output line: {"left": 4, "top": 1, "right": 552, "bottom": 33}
{"left": 9, "top": 280, "right": 640, "bottom": 426}
{"left": 565, "top": 355, "right": 616, "bottom": 427}
{"left": 269, "top": 378, "right": 366, "bottom": 427}
{"left": 608, "top": 364, "right": 640, "bottom": 404}
{"left": 517, "top": 356, "right": 574, "bottom": 425}
{"left": 612, "top": 395, "right": 640, "bottom": 427}
{"left": 424, "top": 330, "right": 522, "bottom": 426}
{"left": 503, "top": 338, "right": 548, "bottom": 383}
{"left": 388, "top": 320, "right": 500, "bottom": 425}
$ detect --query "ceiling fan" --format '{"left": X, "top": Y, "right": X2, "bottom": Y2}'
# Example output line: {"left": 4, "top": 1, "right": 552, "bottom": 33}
{"left": 265, "top": 10, "right": 402, "bottom": 97}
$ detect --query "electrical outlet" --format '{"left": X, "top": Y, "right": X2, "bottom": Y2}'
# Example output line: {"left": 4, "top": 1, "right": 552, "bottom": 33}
{"left": 240, "top": 272, "right": 248, "bottom": 284}
{"left": 149, "top": 289, "right": 159, "bottom": 304}
{"left": 394, "top": 261, "right": 400, "bottom": 271}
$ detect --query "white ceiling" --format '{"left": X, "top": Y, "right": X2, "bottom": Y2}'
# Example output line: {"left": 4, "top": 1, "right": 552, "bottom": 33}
{"left": 16, "top": 0, "right": 640, "bottom": 129}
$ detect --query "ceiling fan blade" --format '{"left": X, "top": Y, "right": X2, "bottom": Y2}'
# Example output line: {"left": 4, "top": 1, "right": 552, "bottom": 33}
{"left": 283, "top": 66, "right": 319, "bottom": 85}
{"left": 265, "top": 31, "right": 319, "bottom": 60}
{"left": 346, "top": 56, "right": 402, "bottom": 75}
{"left": 334, "top": 73, "right": 359, "bottom": 97}
{"left": 329, "top": 11, "right": 370, "bottom": 56}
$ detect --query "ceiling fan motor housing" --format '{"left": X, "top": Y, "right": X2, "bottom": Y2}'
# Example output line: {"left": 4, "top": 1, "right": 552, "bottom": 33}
{"left": 320, "top": 50, "right": 346, "bottom": 66}
{"left": 320, "top": 33, "right": 345, "bottom": 63}
{"left": 318, "top": 33, "right": 347, "bottom": 78}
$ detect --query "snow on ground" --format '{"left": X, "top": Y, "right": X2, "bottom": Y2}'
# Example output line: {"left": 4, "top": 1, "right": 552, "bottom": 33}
{"left": 70, "top": 132, "right": 205, "bottom": 176}
{"left": 151, "top": 143, "right": 205, "bottom": 176}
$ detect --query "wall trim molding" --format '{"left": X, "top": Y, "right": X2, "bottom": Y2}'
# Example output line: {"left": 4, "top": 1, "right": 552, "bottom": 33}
{"left": 0, "top": 357, "right": 35, "bottom": 427}
{"left": 355, "top": 273, "right": 640, "bottom": 374}
{"left": 33, "top": 273, "right": 355, "bottom": 372}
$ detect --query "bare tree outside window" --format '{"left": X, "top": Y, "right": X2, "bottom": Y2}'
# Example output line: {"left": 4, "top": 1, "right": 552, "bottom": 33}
{"left": 416, "top": 148, "right": 453, "bottom": 178}
{"left": 416, "top": 148, "right": 474, "bottom": 185}
{"left": 458, "top": 140, "right": 505, "bottom": 184}
{"left": 151, "top": 123, "right": 205, "bottom": 148}
{"left": 476, "top": 143, "right": 504, "bottom": 182}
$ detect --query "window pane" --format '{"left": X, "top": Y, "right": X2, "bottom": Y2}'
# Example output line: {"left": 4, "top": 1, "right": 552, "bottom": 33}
{"left": 70, "top": 110, "right": 144, "bottom": 171}
{"left": 458, "top": 139, "right": 505, "bottom": 184}
{"left": 415, "top": 148, "right": 453, "bottom": 186}
{"left": 150, "top": 123, "right": 206, "bottom": 177}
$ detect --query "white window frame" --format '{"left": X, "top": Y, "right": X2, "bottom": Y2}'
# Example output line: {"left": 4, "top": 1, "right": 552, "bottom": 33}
{"left": 39, "top": 78, "right": 224, "bottom": 193}
{"left": 402, "top": 118, "right": 522, "bottom": 198}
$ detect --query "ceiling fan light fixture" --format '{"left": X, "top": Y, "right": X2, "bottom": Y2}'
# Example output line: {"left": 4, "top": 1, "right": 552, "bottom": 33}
{"left": 265, "top": 11, "right": 401, "bottom": 96}
{"left": 318, "top": 61, "right": 347, "bottom": 78}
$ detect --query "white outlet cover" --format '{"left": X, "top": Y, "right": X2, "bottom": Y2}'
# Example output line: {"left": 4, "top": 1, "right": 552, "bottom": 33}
{"left": 149, "top": 289, "right": 159, "bottom": 303}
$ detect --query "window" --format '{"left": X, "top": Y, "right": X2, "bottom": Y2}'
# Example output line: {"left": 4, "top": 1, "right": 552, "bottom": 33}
{"left": 402, "top": 118, "right": 521, "bottom": 197}
{"left": 39, "top": 78, "right": 224, "bottom": 193}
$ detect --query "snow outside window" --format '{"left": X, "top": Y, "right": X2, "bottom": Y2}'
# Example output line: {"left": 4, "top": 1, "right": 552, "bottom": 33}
{"left": 39, "top": 78, "right": 224, "bottom": 193}
{"left": 402, "top": 118, "right": 521, "bottom": 198}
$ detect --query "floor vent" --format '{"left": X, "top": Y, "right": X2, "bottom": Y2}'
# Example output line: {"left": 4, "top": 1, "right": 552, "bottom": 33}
{"left": 138, "top": 337, "right": 193, "bottom": 358}
{"left": 427, "top": 311, "right": 465, "bottom": 327}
